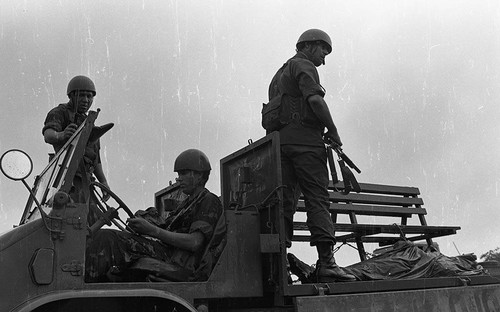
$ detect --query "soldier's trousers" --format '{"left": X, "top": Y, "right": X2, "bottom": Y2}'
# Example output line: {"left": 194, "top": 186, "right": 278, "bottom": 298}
{"left": 280, "top": 144, "right": 336, "bottom": 248}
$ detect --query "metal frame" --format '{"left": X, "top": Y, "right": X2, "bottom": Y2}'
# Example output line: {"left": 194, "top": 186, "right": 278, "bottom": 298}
{"left": 220, "top": 132, "right": 289, "bottom": 304}
{"left": 20, "top": 111, "right": 98, "bottom": 225}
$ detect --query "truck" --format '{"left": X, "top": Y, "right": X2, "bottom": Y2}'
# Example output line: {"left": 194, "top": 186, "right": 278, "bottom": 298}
{"left": 1, "top": 110, "right": 499, "bottom": 312}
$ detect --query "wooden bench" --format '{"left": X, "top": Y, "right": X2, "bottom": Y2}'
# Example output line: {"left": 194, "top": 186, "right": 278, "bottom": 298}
{"left": 293, "top": 181, "right": 461, "bottom": 261}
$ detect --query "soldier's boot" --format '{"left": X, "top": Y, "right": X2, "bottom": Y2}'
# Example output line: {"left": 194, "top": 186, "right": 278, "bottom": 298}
{"left": 316, "top": 243, "right": 356, "bottom": 283}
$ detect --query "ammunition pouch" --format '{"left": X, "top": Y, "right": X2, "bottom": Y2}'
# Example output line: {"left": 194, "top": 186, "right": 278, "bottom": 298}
{"left": 262, "top": 93, "right": 323, "bottom": 132}
{"left": 261, "top": 94, "right": 288, "bottom": 132}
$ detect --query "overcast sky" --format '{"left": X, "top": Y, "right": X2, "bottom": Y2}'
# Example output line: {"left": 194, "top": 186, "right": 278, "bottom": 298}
{"left": 1, "top": 0, "right": 499, "bottom": 266}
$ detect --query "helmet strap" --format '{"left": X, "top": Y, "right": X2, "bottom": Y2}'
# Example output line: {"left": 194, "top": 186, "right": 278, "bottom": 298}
{"left": 69, "top": 91, "right": 80, "bottom": 123}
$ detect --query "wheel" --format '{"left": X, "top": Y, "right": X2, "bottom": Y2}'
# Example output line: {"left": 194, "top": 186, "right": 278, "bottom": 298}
{"left": 89, "top": 181, "right": 136, "bottom": 233}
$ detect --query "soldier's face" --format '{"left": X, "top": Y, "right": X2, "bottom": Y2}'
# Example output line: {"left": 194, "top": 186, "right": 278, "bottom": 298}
{"left": 72, "top": 91, "right": 94, "bottom": 114}
{"left": 308, "top": 42, "right": 330, "bottom": 67}
{"left": 176, "top": 170, "right": 203, "bottom": 195}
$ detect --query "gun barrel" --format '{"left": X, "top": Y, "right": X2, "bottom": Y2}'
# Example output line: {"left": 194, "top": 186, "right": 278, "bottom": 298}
{"left": 332, "top": 147, "right": 361, "bottom": 174}
{"left": 341, "top": 153, "right": 361, "bottom": 174}
{"left": 323, "top": 138, "right": 362, "bottom": 174}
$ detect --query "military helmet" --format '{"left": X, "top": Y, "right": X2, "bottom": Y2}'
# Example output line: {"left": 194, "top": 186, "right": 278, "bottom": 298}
{"left": 67, "top": 75, "right": 96, "bottom": 96}
{"left": 296, "top": 29, "right": 332, "bottom": 53}
{"left": 174, "top": 149, "right": 212, "bottom": 172}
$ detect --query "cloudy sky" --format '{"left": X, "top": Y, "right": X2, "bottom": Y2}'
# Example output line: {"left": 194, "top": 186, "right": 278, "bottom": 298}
{"left": 1, "top": 0, "right": 499, "bottom": 266}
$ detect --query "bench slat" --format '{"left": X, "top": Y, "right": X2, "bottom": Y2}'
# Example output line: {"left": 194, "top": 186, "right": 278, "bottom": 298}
{"left": 326, "top": 192, "right": 424, "bottom": 206}
{"left": 293, "top": 231, "right": 459, "bottom": 244}
{"left": 296, "top": 202, "right": 427, "bottom": 217}
{"left": 329, "top": 182, "right": 421, "bottom": 196}
{"left": 294, "top": 222, "right": 460, "bottom": 235}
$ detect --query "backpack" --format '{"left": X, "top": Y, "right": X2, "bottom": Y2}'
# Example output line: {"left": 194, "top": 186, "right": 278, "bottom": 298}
{"left": 261, "top": 62, "right": 290, "bottom": 132}
{"left": 261, "top": 94, "right": 285, "bottom": 132}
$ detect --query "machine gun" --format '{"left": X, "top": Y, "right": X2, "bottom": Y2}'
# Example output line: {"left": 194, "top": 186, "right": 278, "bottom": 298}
{"left": 325, "top": 138, "right": 361, "bottom": 194}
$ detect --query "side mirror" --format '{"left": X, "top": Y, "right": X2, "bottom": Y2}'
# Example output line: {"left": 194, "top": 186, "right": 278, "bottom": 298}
{"left": 0, "top": 149, "right": 33, "bottom": 181}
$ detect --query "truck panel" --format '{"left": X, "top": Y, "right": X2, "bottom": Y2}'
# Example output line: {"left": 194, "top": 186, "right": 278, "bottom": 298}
{"left": 296, "top": 284, "right": 500, "bottom": 312}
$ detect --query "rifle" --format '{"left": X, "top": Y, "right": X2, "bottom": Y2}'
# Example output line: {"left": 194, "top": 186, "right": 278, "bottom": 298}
{"left": 324, "top": 138, "right": 361, "bottom": 174}
{"left": 326, "top": 145, "right": 339, "bottom": 184}
{"left": 325, "top": 138, "right": 362, "bottom": 194}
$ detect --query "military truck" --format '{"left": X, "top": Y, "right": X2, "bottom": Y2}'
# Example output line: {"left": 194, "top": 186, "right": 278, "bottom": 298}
{"left": 1, "top": 110, "right": 499, "bottom": 312}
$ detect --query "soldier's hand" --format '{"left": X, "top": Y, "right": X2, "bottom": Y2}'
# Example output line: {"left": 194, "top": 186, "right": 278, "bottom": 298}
{"left": 62, "top": 123, "right": 78, "bottom": 140}
{"left": 127, "top": 218, "right": 157, "bottom": 236}
{"left": 324, "top": 131, "right": 342, "bottom": 147}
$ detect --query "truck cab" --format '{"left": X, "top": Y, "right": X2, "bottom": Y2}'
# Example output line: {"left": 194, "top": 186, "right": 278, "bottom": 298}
{"left": 1, "top": 111, "right": 499, "bottom": 312}
{"left": 0, "top": 110, "right": 278, "bottom": 311}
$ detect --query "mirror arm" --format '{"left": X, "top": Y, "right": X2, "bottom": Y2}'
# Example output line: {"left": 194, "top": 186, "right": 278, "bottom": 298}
{"left": 20, "top": 179, "right": 53, "bottom": 232}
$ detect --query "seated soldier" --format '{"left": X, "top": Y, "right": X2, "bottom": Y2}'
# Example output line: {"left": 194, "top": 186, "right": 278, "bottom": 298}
{"left": 85, "top": 149, "right": 226, "bottom": 282}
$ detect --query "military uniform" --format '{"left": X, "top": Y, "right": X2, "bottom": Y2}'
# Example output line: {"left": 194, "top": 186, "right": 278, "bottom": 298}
{"left": 43, "top": 102, "right": 101, "bottom": 203}
{"left": 269, "top": 51, "right": 336, "bottom": 248}
{"left": 85, "top": 188, "right": 225, "bottom": 282}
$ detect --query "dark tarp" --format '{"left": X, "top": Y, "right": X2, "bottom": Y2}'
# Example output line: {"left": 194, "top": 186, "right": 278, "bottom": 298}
{"left": 344, "top": 240, "right": 485, "bottom": 281}
{"left": 289, "top": 240, "right": 487, "bottom": 283}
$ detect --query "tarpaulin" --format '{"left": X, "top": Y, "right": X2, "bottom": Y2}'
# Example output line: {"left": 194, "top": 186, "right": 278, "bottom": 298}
{"left": 288, "top": 240, "right": 486, "bottom": 283}
{"left": 344, "top": 241, "right": 485, "bottom": 281}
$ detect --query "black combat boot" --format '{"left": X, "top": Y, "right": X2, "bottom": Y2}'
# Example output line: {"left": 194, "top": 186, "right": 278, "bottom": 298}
{"left": 316, "top": 243, "right": 356, "bottom": 282}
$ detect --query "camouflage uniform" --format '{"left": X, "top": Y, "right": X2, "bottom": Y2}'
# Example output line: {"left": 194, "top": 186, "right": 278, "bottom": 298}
{"left": 43, "top": 102, "right": 101, "bottom": 203}
{"left": 85, "top": 188, "right": 226, "bottom": 282}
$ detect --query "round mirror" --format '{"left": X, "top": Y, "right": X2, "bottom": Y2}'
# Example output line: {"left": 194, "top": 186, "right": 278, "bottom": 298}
{"left": 0, "top": 149, "right": 33, "bottom": 181}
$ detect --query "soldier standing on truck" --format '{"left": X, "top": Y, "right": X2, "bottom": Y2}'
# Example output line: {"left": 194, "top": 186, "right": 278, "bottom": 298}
{"left": 267, "top": 29, "right": 355, "bottom": 282}
{"left": 85, "top": 149, "right": 226, "bottom": 282}
{"left": 42, "top": 75, "right": 111, "bottom": 217}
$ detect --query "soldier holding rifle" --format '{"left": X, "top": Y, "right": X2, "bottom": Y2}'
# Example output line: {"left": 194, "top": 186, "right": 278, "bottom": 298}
{"left": 267, "top": 29, "right": 355, "bottom": 282}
